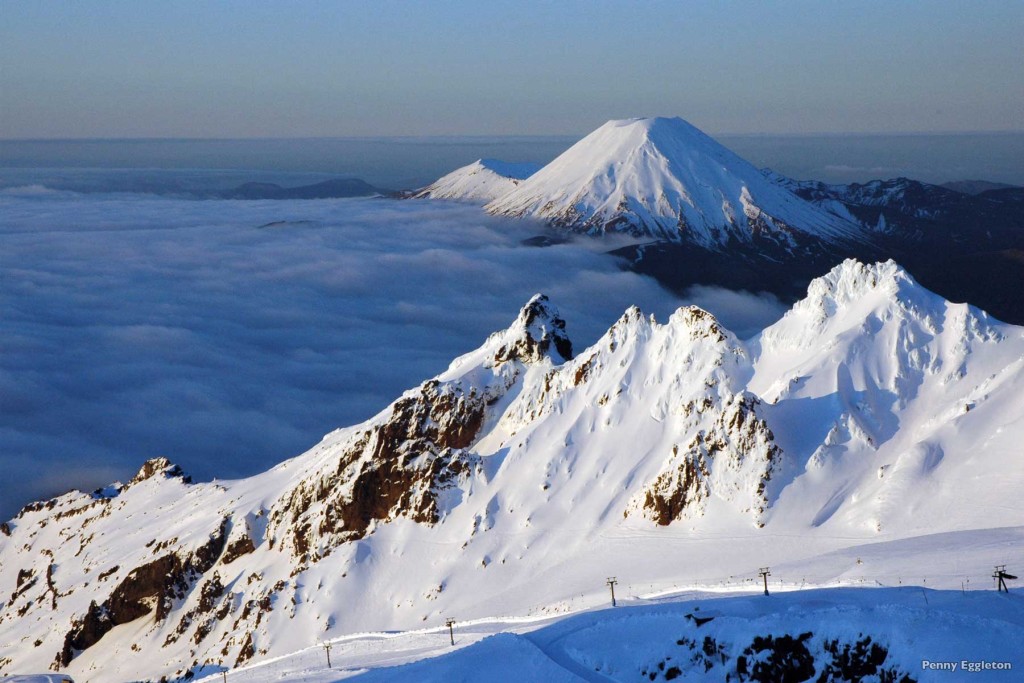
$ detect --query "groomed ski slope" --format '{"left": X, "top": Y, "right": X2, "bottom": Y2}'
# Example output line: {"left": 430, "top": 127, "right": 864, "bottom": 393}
{"left": 195, "top": 526, "right": 1024, "bottom": 682}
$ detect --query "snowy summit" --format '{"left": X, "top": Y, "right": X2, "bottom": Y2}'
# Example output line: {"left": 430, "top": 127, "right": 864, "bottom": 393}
{"left": 485, "top": 117, "right": 863, "bottom": 248}
{"left": 413, "top": 158, "right": 540, "bottom": 203}
{"left": 3, "top": 260, "right": 1023, "bottom": 682}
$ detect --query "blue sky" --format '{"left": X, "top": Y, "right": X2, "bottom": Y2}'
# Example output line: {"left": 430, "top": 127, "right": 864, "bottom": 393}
{"left": 1, "top": 0, "right": 1021, "bottom": 138}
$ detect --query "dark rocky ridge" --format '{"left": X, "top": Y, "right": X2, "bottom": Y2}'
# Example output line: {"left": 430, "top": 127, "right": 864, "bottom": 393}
{"left": 642, "top": 630, "right": 915, "bottom": 682}
{"left": 268, "top": 379, "right": 487, "bottom": 561}
{"left": 940, "top": 179, "right": 1020, "bottom": 195}
{"left": 642, "top": 395, "right": 779, "bottom": 527}
{"left": 267, "top": 295, "right": 573, "bottom": 562}
{"left": 612, "top": 176, "right": 1024, "bottom": 324}
{"left": 220, "top": 178, "right": 383, "bottom": 200}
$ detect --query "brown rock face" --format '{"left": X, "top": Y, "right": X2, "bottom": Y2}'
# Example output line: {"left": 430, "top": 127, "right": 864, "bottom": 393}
{"left": 55, "top": 518, "right": 228, "bottom": 667}
{"left": 270, "top": 378, "right": 487, "bottom": 560}
{"left": 490, "top": 295, "right": 573, "bottom": 365}
{"left": 644, "top": 451, "right": 710, "bottom": 525}
{"left": 267, "top": 294, "right": 576, "bottom": 561}
{"left": 128, "top": 457, "right": 192, "bottom": 487}
{"left": 222, "top": 535, "right": 256, "bottom": 565}
{"left": 677, "top": 306, "right": 728, "bottom": 343}
{"left": 235, "top": 632, "right": 255, "bottom": 667}
{"left": 640, "top": 395, "right": 781, "bottom": 526}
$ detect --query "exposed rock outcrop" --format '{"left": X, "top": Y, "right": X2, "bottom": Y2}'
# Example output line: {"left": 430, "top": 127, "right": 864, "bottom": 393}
{"left": 55, "top": 518, "right": 228, "bottom": 667}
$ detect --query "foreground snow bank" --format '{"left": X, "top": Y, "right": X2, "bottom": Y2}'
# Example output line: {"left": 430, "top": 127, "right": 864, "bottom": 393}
{"left": 200, "top": 586, "right": 1022, "bottom": 682}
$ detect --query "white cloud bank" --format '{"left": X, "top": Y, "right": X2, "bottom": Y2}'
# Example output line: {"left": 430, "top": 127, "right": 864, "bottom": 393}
{"left": 0, "top": 192, "right": 786, "bottom": 519}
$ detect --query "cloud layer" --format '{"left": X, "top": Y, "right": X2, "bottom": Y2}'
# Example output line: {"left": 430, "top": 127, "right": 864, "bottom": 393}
{"left": 0, "top": 191, "right": 785, "bottom": 520}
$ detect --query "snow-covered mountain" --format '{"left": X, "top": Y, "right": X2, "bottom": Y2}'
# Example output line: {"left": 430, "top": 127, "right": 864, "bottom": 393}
{"left": 484, "top": 117, "right": 863, "bottom": 249}
{"left": 413, "top": 159, "right": 540, "bottom": 203}
{"left": 3, "top": 260, "right": 1024, "bottom": 682}
{"left": 414, "top": 119, "right": 1024, "bottom": 326}
{"left": 764, "top": 170, "right": 1024, "bottom": 243}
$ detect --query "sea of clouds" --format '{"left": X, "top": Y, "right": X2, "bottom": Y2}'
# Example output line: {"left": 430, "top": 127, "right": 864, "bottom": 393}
{"left": 0, "top": 188, "right": 786, "bottom": 519}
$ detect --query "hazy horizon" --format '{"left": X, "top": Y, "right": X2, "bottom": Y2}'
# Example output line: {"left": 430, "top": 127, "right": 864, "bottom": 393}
{"left": 5, "top": 127, "right": 1024, "bottom": 142}
{"left": 3, "top": 2, "right": 1021, "bottom": 139}
{"left": 4, "top": 130, "right": 1024, "bottom": 189}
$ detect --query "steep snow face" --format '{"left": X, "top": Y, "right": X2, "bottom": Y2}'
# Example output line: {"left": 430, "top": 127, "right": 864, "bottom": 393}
{"left": 266, "top": 294, "right": 573, "bottom": 561}
{"left": 414, "top": 159, "right": 540, "bottom": 203}
{"left": 4, "top": 261, "right": 1024, "bottom": 683}
{"left": 486, "top": 117, "right": 862, "bottom": 248}
{"left": 751, "top": 259, "right": 1024, "bottom": 535}
{"left": 481, "top": 304, "right": 779, "bottom": 528}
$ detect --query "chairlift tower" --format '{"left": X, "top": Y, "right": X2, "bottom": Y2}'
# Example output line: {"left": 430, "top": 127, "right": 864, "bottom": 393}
{"left": 445, "top": 617, "right": 456, "bottom": 645}
{"left": 993, "top": 565, "right": 1017, "bottom": 593}
{"left": 606, "top": 577, "right": 618, "bottom": 607}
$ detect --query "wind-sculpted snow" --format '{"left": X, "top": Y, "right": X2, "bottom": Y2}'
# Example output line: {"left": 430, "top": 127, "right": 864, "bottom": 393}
{"left": 331, "top": 587, "right": 1021, "bottom": 683}
{"left": 3, "top": 260, "right": 1024, "bottom": 682}
{"left": 750, "top": 259, "right": 1021, "bottom": 533}
{"left": 484, "top": 117, "right": 863, "bottom": 249}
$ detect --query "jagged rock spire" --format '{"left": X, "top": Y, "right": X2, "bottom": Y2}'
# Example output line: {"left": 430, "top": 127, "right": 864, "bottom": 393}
{"left": 487, "top": 294, "right": 573, "bottom": 366}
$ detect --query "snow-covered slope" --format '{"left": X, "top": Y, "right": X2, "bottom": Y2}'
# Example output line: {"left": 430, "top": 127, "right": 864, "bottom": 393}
{"left": 3, "top": 260, "right": 1024, "bottom": 682}
{"left": 485, "top": 118, "right": 863, "bottom": 249}
{"left": 750, "top": 259, "right": 1024, "bottom": 535}
{"left": 193, "top": 581, "right": 1024, "bottom": 682}
{"left": 413, "top": 159, "right": 540, "bottom": 203}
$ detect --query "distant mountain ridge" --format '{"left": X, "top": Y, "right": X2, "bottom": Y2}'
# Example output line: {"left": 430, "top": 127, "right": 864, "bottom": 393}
{"left": 221, "top": 178, "right": 382, "bottom": 199}
{"left": 765, "top": 171, "right": 1024, "bottom": 245}
{"left": 940, "top": 179, "right": 1020, "bottom": 195}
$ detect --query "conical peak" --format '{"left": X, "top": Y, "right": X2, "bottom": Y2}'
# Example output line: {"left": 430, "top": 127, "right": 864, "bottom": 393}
{"left": 583, "top": 116, "right": 729, "bottom": 161}
{"left": 600, "top": 115, "right": 700, "bottom": 132}
{"left": 603, "top": 115, "right": 710, "bottom": 138}
{"left": 487, "top": 115, "right": 860, "bottom": 246}
{"left": 473, "top": 158, "right": 539, "bottom": 180}
{"left": 414, "top": 158, "right": 539, "bottom": 203}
